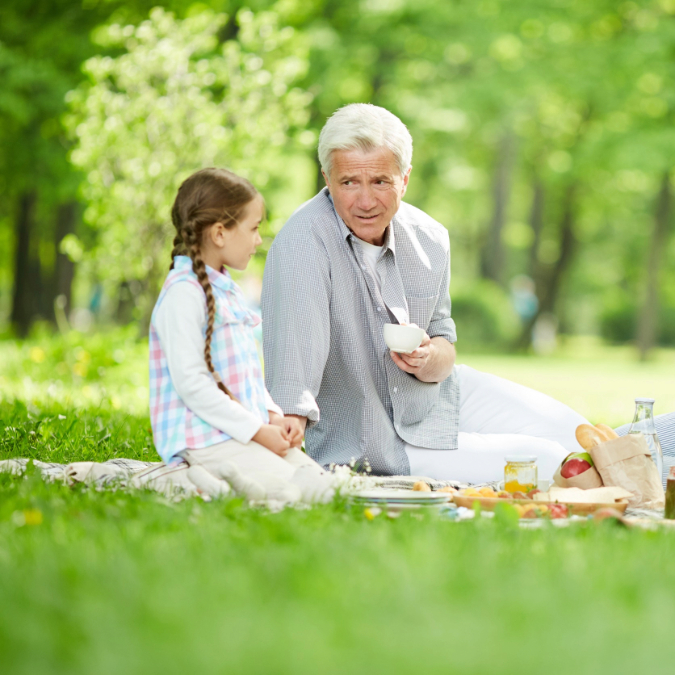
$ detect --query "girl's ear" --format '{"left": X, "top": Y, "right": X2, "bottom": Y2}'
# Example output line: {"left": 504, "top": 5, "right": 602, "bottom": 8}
{"left": 208, "top": 222, "right": 227, "bottom": 249}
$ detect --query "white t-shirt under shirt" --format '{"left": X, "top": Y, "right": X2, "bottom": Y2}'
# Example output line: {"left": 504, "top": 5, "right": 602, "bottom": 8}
{"left": 353, "top": 237, "right": 397, "bottom": 323}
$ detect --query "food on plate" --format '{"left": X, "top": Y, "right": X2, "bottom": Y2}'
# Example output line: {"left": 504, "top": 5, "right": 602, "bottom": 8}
{"left": 456, "top": 487, "right": 567, "bottom": 519}
{"left": 560, "top": 451, "right": 595, "bottom": 479}
{"left": 437, "top": 486, "right": 458, "bottom": 495}
{"left": 412, "top": 480, "right": 431, "bottom": 492}
{"left": 456, "top": 484, "right": 632, "bottom": 519}
{"left": 462, "top": 487, "right": 482, "bottom": 497}
{"left": 548, "top": 503, "right": 569, "bottom": 519}
{"left": 478, "top": 486, "right": 498, "bottom": 498}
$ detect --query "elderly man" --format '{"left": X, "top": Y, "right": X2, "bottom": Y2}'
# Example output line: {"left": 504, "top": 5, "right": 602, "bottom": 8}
{"left": 261, "top": 103, "right": 587, "bottom": 482}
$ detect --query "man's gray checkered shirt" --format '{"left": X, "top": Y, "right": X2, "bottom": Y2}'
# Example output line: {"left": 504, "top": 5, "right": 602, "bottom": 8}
{"left": 261, "top": 188, "right": 460, "bottom": 475}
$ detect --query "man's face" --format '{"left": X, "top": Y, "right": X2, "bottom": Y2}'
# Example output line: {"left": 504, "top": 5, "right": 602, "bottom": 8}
{"left": 323, "top": 147, "right": 411, "bottom": 246}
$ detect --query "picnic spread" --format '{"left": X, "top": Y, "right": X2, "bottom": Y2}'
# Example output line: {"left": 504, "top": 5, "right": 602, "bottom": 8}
{"left": 2, "top": 421, "right": 672, "bottom": 528}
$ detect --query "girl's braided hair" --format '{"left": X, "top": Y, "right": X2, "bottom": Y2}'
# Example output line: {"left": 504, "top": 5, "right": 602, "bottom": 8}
{"left": 170, "top": 167, "right": 259, "bottom": 400}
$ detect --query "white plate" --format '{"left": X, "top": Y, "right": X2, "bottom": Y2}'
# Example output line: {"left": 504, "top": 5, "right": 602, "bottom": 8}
{"left": 351, "top": 489, "right": 451, "bottom": 504}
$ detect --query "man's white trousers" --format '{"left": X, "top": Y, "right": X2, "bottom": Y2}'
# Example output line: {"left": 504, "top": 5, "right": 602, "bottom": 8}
{"left": 405, "top": 364, "right": 589, "bottom": 483}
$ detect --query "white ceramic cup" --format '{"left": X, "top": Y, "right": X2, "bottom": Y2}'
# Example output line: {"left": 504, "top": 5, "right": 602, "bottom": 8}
{"left": 383, "top": 323, "right": 425, "bottom": 354}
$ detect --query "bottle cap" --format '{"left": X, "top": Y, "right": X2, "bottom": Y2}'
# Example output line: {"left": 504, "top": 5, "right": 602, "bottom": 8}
{"left": 635, "top": 397, "right": 656, "bottom": 404}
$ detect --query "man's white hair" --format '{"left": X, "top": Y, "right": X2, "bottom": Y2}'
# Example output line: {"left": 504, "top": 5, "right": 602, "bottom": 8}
{"left": 318, "top": 103, "right": 413, "bottom": 177}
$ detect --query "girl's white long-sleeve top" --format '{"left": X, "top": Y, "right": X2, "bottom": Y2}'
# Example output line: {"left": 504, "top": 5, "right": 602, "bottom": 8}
{"left": 153, "top": 281, "right": 283, "bottom": 445}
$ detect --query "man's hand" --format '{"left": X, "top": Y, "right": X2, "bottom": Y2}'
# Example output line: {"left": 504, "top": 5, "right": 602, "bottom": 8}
{"left": 252, "top": 424, "right": 291, "bottom": 457}
{"left": 285, "top": 414, "right": 308, "bottom": 436}
{"left": 269, "top": 411, "right": 304, "bottom": 448}
{"left": 390, "top": 329, "right": 456, "bottom": 383}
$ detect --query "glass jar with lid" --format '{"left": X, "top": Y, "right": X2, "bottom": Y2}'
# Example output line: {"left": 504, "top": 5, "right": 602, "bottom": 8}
{"left": 504, "top": 455, "right": 538, "bottom": 493}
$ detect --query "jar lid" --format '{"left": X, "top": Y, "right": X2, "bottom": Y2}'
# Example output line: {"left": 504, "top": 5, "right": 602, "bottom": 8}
{"left": 505, "top": 455, "right": 537, "bottom": 463}
{"left": 635, "top": 397, "right": 655, "bottom": 404}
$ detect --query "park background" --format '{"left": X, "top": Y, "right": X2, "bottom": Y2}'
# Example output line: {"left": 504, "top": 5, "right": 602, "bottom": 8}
{"left": 3, "top": 2, "right": 675, "bottom": 673}
{"left": 3, "top": 0, "right": 675, "bottom": 426}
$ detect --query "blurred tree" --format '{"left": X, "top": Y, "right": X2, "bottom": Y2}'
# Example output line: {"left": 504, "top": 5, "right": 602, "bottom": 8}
{"left": 65, "top": 7, "right": 311, "bottom": 327}
{"left": 0, "top": 0, "right": 103, "bottom": 335}
{"left": 0, "top": 0, "right": 276, "bottom": 335}
{"left": 4, "top": 0, "right": 675, "bottom": 359}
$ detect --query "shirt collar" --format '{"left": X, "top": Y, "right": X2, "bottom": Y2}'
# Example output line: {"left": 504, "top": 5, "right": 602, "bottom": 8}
{"left": 326, "top": 188, "right": 397, "bottom": 256}
{"left": 173, "top": 255, "right": 235, "bottom": 292}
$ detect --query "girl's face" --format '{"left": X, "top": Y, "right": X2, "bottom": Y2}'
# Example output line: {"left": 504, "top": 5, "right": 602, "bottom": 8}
{"left": 203, "top": 196, "right": 264, "bottom": 271}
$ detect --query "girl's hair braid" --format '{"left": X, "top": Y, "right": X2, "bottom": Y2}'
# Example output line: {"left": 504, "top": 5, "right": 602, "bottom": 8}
{"left": 170, "top": 168, "right": 260, "bottom": 400}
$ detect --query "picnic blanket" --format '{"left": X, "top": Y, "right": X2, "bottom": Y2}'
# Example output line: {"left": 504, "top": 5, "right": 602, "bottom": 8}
{"left": 0, "top": 458, "right": 663, "bottom": 521}
{"left": 0, "top": 457, "right": 464, "bottom": 498}
{"left": 0, "top": 457, "right": 203, "bottom": 497}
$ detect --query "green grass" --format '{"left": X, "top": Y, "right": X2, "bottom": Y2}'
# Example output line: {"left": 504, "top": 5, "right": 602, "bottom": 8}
{"left": 3, "top": 471, "right": 675, "bottom": 674}
{"left": 3, "top": 330, "right": 675, "bottom": 674}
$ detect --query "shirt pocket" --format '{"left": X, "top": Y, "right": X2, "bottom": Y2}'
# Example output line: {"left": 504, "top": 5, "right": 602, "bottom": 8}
{"left": 214, "top": 293, "right": 260, "bottom": 329}
{"left": 406, "top": 294, "right": 439, "bottom": 331}
{"left": 214, "top": 300, "right": 242, "bottom": 328}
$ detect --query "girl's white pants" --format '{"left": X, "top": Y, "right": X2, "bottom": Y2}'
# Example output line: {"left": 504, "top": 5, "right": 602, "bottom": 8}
{"left": 405, "top": 364, "right": 589, "bottom": 483}
{"left": 179, "top": 441, "right": 334, "bottom": 503}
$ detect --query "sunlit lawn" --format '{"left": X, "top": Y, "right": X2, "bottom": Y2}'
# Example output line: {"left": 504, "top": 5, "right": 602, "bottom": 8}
{"left": 2, "top": 330, "right": 675, "bottom": 674}
{"left": 460, "top": 337, "right": 675, "bottom": 427}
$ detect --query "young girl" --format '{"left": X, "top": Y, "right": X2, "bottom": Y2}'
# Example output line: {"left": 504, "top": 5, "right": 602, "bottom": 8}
{"left": 149, "top": 168, "right": 332, "bottom": 502}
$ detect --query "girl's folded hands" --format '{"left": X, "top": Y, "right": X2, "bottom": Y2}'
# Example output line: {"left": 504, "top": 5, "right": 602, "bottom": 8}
{"left": 268, "top": 412, "right": 305, "bottom": 449}
{"left": 252, "top": 423, "right": 291, "bottom": 457}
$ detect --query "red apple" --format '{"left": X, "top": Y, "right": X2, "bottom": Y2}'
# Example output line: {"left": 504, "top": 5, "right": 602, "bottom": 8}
{"left": 560, "top": 457, "right": 591, "bottom": 478}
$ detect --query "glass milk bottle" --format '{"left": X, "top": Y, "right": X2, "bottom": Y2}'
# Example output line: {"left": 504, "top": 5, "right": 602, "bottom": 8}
{"left": 628, "top": 398, "right": 664, "bottom": 488}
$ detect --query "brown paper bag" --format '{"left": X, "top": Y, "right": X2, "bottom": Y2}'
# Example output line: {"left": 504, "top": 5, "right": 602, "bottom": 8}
{"left": 589, "top": 434, "right": 664, "bottom": 509}
{"left": 553, "top": 463, "right": 603, "bottom": 489}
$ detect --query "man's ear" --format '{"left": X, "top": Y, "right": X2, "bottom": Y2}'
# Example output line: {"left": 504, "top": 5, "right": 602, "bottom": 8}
{"left": 321, "top": 170, "right": 331, "bottom": 191}
{"left": 401, "top": 166, "right": 412, "bottom": 197}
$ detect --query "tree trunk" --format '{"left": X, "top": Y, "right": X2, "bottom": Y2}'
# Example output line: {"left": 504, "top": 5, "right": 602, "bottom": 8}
{"left": 53, "top": 201, "right": 77, "bottom": 318}
{"left": 10, "top": 192, "right": 37, "bottom": 337}
{"left": 480, "top": 131, "right": 516, "bottom": 286}
{"left": 516, "top": 184, "right": 577, "bottom": 350}
{"left": 528, "top": 177, "right": 545, "bottom": 277}
{"left": 637, "top": 171, "right": 672, "bottom": 361}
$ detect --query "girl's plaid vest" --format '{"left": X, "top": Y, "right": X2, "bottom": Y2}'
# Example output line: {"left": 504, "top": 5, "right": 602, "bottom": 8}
{"left": 149, "top": 256, "right": 269, "bottom": 462}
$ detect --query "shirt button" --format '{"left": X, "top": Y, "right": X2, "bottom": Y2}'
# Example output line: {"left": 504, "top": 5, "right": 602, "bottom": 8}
{"left": 393, "top": 387, "right": 398, "bottom": 393}
{"left": 377, "top": 307, "right": 382, "bottom": 312}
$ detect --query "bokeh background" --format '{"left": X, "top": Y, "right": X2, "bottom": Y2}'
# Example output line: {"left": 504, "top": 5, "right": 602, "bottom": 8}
{"left": 2, "top": 0, "right": 675, "bottom": 424}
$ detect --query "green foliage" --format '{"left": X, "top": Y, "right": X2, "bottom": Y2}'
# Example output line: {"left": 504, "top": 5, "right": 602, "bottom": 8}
{"left": 600, "top": 292, "right": 675, "bottom": 346}
{"left": 4, "top": 0, "right": 675, "bottom": 349}
{"left": 600, "top": 295, "right": 638, "bottom": 344}
{"left": 65, "top": 7, "right": 312, "bottom": 321}
{"left": 451, "top": 280, "right": 520, "bottom": 351}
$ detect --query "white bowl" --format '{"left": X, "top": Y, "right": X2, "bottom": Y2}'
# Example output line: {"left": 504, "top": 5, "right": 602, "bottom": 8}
{"left": 383, "top": 323, "right": 425, "bottom": 354}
